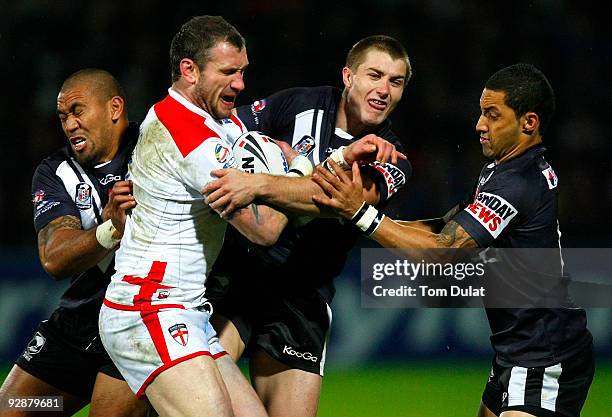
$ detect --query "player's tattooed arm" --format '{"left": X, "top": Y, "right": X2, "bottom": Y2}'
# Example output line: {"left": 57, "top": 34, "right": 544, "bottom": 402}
{"left": 396, "top": 204, "right": 462, "bottom": 233}
{"left": 37, "top": 215, "right": 114, "bottom": 280}
{"left": 359, "top": 218, "right": 478, "bottom": 265}
{"left": 434, "top": 220, "right": 478, "bottom": 249}
{"left": 38, "top": 215, "right": 81, "bottom": 241}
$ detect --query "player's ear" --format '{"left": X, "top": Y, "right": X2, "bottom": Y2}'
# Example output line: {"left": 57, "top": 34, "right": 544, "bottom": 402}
{"left": 522, "top": 112, "right": 539, "bottom": 135}
{"left": 109, "top": 96, "right": 125, "bottom": 122}
{"left": 180, "top": 58, "right": 199, "bottom": 85}
{"left": 342, "top": 67, "right": 353, "bottom": 89}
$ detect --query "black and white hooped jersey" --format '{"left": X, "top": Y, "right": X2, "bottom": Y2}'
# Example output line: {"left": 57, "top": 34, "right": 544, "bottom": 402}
{"left": 224, "top": 86, "right": 412, "bottom": 294}
{"left": 31, "top": 123, "right": 138, "bottom": 318}
{"left": 454, "top": 145, "right": 592, "bottom": 367}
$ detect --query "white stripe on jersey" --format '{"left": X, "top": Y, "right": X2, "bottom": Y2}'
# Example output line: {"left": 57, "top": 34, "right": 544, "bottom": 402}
{"left": 55, "top": 160, "right": 101, "bottom": 230}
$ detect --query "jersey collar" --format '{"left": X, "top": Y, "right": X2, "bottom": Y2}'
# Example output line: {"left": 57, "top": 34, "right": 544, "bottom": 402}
{"left": 168, "top": 88, "right": 215, "bottom": 120}
{"left": 493, "top": 145, "right": 547, "bottom": 169}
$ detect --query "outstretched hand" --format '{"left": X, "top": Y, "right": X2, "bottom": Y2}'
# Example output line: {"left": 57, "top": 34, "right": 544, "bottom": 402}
{"left": 344, "top": 134, "right": 407, "bottom": 166}
{"left": 312, "top": 160, "right": 366, "bottom": 219}
{"left": 103, "top": 180, "right": 136, "bottom": 237}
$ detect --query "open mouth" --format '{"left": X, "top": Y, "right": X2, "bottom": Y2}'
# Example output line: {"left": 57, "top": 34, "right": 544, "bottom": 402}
{"left": 70, "top": 136, "right": 87, "bottom": 152}
{"left": 368, "top": 98, "right": 387, "bottom": 111}
{"left": 479, "top": 137, "right": 490, "bottom": 144}
{"left": 220, "top": 95, "right": 236, "bottom": 107}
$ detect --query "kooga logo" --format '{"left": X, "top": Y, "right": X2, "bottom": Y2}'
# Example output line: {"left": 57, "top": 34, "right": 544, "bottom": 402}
{"left": 283, "top": 345, "right": 318, "bottom": 362}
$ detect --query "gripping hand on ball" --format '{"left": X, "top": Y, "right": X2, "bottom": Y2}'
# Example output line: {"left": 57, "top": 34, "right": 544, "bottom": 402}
{"left": 203, "top": 169, "right": 261, "bottom": 218}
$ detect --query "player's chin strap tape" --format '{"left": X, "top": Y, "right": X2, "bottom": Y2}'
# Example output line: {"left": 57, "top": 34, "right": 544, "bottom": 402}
{"left": 350, "top": 202, "right": 385, "bottom": 236}
{"left": 323, "top": 146, "right": 351, "bottom": 176}
{"left": 96, "top": 219, "right": 121, "bottom": 250}
{"left": 287, "top": 154, "right": 314, "bottom": 177}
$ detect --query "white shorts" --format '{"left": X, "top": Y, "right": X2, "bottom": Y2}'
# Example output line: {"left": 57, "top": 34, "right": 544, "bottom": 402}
{"left": 99, "top": 302, "right": 226, "bottom": 398}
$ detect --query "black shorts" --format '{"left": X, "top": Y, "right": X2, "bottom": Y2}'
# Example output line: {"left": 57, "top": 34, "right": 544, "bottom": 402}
{"left": 15, "top": 308, "right": 123, "bottom": 398}
{"left": 482, "top": 345, "right": 594, "bottom": 417}
{"left": 207, "top": 273, "right": 333, "bottom": 376}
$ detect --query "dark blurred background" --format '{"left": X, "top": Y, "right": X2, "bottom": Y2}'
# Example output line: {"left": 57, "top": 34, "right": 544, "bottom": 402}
{"left": 1, "top": 0, "right": 610, "bottom": 249}
{"left": 1, "top": 4, "right": 611, "bottom": 414}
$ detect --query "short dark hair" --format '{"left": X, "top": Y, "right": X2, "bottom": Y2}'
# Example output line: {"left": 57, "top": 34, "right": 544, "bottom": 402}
{"left": 61, "top": 68, "right": 125, "bottom": 101}
{"left": 345, "top": 35, "right": 412, "bottom": 81}
{"left": 485, "top": 63, "right": 556, "bottom": 134}
{"left": 170, "top": 15, "right": 245, "bottom": 82}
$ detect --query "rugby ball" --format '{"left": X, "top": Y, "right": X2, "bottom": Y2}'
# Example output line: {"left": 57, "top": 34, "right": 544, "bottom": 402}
{"left": 232, "top": 131, "right": 288, "bottom": 175}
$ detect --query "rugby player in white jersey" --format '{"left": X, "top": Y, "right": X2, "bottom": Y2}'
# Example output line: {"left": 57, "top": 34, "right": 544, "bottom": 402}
{"left": 98, "top": 16, "right": 286, "bottom": 417}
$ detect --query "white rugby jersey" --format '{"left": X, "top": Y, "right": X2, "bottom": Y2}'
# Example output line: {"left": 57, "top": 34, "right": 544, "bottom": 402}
{"left": 104, "top": 88, "right": 246, "bottom": 311}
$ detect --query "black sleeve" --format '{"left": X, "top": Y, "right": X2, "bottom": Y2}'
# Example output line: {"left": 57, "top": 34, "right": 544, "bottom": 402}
{"left": 235, "top": 88, "right": 300, "bottom": 135}
{"left": 359, "top": 130, "right": 412, "bottom": 204}
{"left": 32, "top": 160, "right": 79, "bottom": 233}
{"left": 453, "top": 175, "right": 529, "bottom": 247}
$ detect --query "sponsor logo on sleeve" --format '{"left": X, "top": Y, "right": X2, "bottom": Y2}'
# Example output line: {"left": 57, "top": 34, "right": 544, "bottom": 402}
{"left": 75, "top": 183, "right": 92, "bottom": 210}
{"left": 369, "top": 161, "right": 406, "bottom": 197}
{"left": 168, "top": 323, "right": 189, "bottom": 346}
{"left": 464, "top": 192, "right": 518, "bottom": 238}
{"left": 252, "top": 99, "right": 267, "bottom": 114}
{"left": 32, "top": 190, "right": 45, "bottom": 203}
{"left": 542, "top": 166, "right": 558, "bottom": 189}
{"left": 34, "top": 200, "right": 60, "bottom": 220}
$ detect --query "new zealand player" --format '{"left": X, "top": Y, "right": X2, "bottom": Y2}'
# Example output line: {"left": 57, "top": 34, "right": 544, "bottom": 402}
{"left": 203, "top": 35, "right": 412, "bottom": 417}
{"left": 0, "top": 69, "right": 149, "bottom": 416}
{"left": 313, "top": 63, "right": 593, "bottom": 417}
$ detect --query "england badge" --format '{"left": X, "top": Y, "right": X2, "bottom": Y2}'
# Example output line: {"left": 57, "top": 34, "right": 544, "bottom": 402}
{"left": 252, "top": 99, "right": 266, "bottom": 113}
{"left": 168, "top": 323, "right": 189, "bottom": 346}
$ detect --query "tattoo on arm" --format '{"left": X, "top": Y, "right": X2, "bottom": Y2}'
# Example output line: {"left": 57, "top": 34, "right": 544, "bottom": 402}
{"left": 56, "top": 215, "right": 82, "bottom": 230}
{"left": 251, "top": 204, "right": 260, "bottom": 223}
{"left": 38, "top": 215, "right": 82, "bottom": 245}
{"left": 442, "top": 204, "right": 461, "bottom": 224}
{"left": 224, "top": 204, "right": 259, "bottom": 222}
{"left": 435, "top": 220, "right": 478, "bottom": 248}
{"left": 37, "top": 215, "right": 83, "bottom": 260}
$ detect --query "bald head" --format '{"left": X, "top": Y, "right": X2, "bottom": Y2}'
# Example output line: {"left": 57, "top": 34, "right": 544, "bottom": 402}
{"left": 57, "top": 69, "right": 128, "bottom": 166}
{"left": 61, "top": 68, "right": 126, "bottom": 103}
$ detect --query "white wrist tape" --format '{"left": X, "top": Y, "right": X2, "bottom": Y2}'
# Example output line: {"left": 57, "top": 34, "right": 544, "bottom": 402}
{"left": 350, "top": 202, "right": 385, "bottom": 235}
{"left": 96, "top": 219, "right": 121, "bottom": 250}
{"left": 287, "top": 154, "right": 314, "bottom": 177}
{"left": 323, "top": 146, "right": 350, "bottom": 175}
